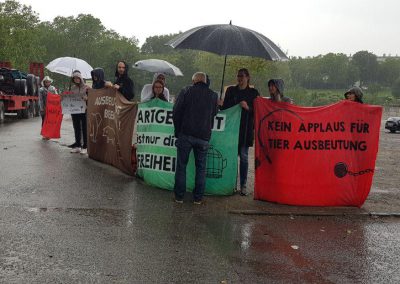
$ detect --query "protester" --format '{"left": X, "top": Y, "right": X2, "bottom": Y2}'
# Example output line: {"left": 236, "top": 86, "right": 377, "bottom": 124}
{"left": 220, "top": 68, "right": 260, "bottom": 196}
{"left": 141, "top": 73, "right": 170, "bottom": 102}
{"left": 344, "top": 86, "right": 364, "bottom": 103}
{"left": 90, "top": 68, "right": 106, "bottom": 89}
{"left": 68, "top": 70, "right": 88, "bottom": 154}
{"left": 173, "top": 72, "right": 218, "bottom": 204}
{"left": 109, "top": 61, "right": 134, "bottom": 101}
{"left": 150, "top": 79, "right": 168, "bottom": 101}
{"left": 268, "top": 79, "right": 293, "bottom": 103}
{"left": 38, "top": 76, "right": 58, "bottom": 135}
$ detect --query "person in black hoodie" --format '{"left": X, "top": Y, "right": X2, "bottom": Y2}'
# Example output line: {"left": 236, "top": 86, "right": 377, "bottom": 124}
{"left": 111, "top": 61, "right": 134, "bottom": 101}
{"left": 220, "top": 68, "right": 260, "bottom": 196}
{"left": 90, "top": 68, "right": 106, "bottom": 89}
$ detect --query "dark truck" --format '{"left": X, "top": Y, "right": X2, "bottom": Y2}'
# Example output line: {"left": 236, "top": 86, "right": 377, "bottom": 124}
{"left": 385, "top": 117, "right": 400, "bottom": 133}
{"left": 0, "top": 62, "right": 44, "bottom": 122}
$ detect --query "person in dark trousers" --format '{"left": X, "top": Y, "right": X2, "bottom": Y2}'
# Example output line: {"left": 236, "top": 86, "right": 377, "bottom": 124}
{"left": 173, "top": 72, "right": 218, "bottom": 204}
{"left": 109, "top": 61, "right": 134, "bottom": 101}
{"left": 344, "top": 86, "right": 364, "bottom": 103}
{"left": 268, "top": 79, "right": 293, "bottom": 103}
{"left": 68, "top": 70, "right": 89, "bottom": 154}
{"left": 220, "top": 68, "right": 260, "bottom": 196}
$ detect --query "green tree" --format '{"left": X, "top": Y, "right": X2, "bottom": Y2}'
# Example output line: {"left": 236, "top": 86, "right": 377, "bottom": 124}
{"left": 141, "top": 34, "right": 179, "bottom": 54}
{"left": 351, "top": 51, "right": 379, "bottom": 86}
{"left": 0, "top": 0, "right": 44, "bottom": 69}
{"left": 392, "top": 77, "right": 400, "bottom": 98}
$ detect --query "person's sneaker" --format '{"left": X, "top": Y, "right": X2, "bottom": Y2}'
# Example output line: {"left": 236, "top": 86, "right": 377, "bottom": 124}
{"left": 68, "top": 143, "right": 78, "bottom": 148}
{"left": 240, "top": 186, "right": 248, "bottom": 196}
{"left": 70, "top": 147, "right": 81, "bottom": 153}
{"left": 80, "top": 148, "right": 87, "bottom": 155}
{"left": 193, "top": 200, "right": 204, "bottom": 205}
{"left": 174, "top": 199, "right": 183, "bottom": 204}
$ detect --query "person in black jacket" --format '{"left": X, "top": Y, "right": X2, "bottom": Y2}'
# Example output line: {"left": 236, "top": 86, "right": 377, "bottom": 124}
{"left": 173, "top": 72, "right": 218, "bottom": 204}
{"left": 220, "top": 68, "right": 260, "bottom": 196}
{"left": 111, "top": 61, "right": 134, "bottom": 101}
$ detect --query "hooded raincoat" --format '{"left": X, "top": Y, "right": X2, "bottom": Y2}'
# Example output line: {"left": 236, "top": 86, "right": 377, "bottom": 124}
{"left": 114, "top": 61, "right": 134, "bottom": 101}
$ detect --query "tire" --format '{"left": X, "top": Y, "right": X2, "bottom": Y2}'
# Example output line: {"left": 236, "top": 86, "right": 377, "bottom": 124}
{"left": 21, "top": 100, "right": 32, "bottom": 119}
{"left": 14, "top": 79, "right": 21, "bottom": 95}
{"left": 0, "top": 101, "right": 5, "bottom": 123}
{"left": 35, "top": 76, "right": 40, "bottom": 96}
{"left": 27, "top": 74, "right": 35, "bottom": 96}
{"left": 34, "top": 100, "right": 40, "bottom": 117}
{"left": 18, "top": 79, "right": 27, "bottom": 96}
{"left": 390, "top": 129, "right": 396, "bottom": 133}
{"left": 30, "top": 100, "right": 36, "bottom": 117}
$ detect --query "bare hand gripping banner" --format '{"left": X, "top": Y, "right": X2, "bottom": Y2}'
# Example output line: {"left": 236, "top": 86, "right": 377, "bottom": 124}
{"left": 87, "top": 88, "right": 138, "bottom": 175}
{"left": 254, "top": 98, "right": 382, "bottom": 207}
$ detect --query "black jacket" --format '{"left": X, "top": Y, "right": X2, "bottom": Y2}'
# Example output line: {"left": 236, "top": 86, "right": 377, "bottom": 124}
{"left": 91, "top": 68, "right": 106, "bottom": 89}
{"left": 220, "top": 85, "right": 260, "bottom": 147}
{"left": 114, "top": 62, "right": 135, "bottom": 101}
{"left": 173, "top": 82, "right": 218, "bottom": 141}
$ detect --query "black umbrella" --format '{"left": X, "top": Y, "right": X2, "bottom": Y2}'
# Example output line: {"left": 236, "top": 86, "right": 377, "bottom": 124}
{"left": 166, "top": 22, "right": 288, "bottom": 95}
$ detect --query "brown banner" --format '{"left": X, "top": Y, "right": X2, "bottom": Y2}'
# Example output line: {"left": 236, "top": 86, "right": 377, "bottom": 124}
{"left": 87, "top": 88, "right": 138, "bottom": 175}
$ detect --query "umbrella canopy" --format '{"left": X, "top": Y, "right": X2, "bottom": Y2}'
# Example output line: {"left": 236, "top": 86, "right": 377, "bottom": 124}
{"left": 46, "top": 57, "right": 93, "bottom": 79}
{"left": 133, "top": 59, "right": 183, "bottom": 76}
{"left": 166, "top": 24, "right": 288, "bottom": 61}
{"left": 166, "top": 23, "right": 288, "bottom": 96}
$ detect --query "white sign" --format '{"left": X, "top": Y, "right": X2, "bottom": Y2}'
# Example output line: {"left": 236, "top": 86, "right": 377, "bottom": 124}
{"left": 61, "top": 93, "right": 86, "bottom": 114}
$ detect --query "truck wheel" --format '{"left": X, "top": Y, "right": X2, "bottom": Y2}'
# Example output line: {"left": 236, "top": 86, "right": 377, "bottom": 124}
{"left": 21, "top": 100, "right": 32, "bottom": 119}
{"left": 19, "top": 79, "right": 27, "bottom": 96}
{"left": 30, "top": 100, "right": 36, "bottom": 117}
{"left": 390, "top": 129, "right": 396, "bottom": 133}
{"left": 27, "top": 74, "right": 35, "bottom": 96}
{"left": 0, "top": 101, "right": 5, "bottom": 123}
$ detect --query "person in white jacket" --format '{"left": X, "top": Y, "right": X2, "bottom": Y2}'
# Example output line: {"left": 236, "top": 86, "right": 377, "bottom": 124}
{"left": 140, "top": 73, "right": 170, "bottom": 102}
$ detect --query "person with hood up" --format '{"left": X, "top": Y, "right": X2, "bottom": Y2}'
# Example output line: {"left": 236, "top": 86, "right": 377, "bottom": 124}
{"left": 39, "top": 76, "right": 58, "bottom": 133}
{"left": 344, "top": 86, "right": 364, "bottom": 103}
{"left": 68, "top": 70, "right": 89, "bottom": 154}
{"left": 107, "top": 61, "right": 134, "bottom": 101}
{"left": 140, "top": 73, "right": 170, "bottom": 102}
{"left": 268, "top": 79, "right": 293, "bottom": 103}
{"left": 220, "top": 68, "right": 260, "bottom": 196}
{"left": 90, "top": 68, "right": 106, "bottom": 89}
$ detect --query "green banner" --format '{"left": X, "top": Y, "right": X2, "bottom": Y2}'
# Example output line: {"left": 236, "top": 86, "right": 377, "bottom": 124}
{"left": 136, "top": 98, "right": 241, "bottom": 195}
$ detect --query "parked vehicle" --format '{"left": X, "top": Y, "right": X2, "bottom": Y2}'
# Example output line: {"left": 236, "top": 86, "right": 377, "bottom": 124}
{"left": 0, "top": 62, "right": 44, "bottom": 122}
{"left": 385, "top": 117, "right": 400, "bottom": 133}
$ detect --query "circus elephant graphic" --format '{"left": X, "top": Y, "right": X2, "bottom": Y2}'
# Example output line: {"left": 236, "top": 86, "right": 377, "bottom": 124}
{"left": 89, "top": 113, "right": 102, "bottom": 143}
{"left": 103, "top": 126, "right": 116, "bottom": 145}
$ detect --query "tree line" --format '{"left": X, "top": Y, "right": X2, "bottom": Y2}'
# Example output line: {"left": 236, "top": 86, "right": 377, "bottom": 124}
{"left": 1, "top": 0, "right": 400, "bottom": 104}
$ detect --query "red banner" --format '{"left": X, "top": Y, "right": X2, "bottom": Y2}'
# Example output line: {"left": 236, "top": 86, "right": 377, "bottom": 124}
{"left": 254, "top": 98, "right": 382, "bottom": 207}
{"left": 41, "top": 93, "right": 63, "bottom": 139}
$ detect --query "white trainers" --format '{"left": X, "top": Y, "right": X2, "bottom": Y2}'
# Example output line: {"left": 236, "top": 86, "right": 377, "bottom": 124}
{"left": 70, "top": 147, "right": 81, "bottom": 153}
{"left": 80, "top": 148, "right": 87, "bottom": 155}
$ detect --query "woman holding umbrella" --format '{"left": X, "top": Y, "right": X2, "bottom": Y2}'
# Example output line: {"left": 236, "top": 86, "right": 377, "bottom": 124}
{"left": 220, "top": 68, "right": 260, "bottom": 196}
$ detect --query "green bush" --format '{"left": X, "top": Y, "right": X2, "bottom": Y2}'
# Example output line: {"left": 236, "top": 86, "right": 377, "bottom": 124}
{"left": 392, "top": 77, "right": 400, "bottom": 98}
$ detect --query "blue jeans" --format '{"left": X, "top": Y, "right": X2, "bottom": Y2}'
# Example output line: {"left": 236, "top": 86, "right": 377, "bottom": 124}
{"left": 239, "top": 146, "right": 249, "bottom": 189}
{"left": 174, "top": 134, "right": 209, "bottom": 202}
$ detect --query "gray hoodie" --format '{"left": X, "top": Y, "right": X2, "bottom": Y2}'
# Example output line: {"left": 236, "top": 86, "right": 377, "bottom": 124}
{"left": 268, "top": 79, "right": 293, "bottom": 103}
{"left": 344, "top": 86, "right": 364, "bottom": 103}
{"left": 70, "top": 70, "right": 87, "bottom": 98}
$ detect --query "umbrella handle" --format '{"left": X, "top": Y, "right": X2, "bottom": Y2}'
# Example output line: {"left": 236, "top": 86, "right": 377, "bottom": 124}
{"left": 219, "top": 54, "right": 228, "bottom": 99}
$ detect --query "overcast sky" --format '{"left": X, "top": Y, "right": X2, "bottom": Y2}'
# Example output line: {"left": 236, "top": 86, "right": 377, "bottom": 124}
{"left": 18, "top": 0, "right": 400, "bottom": 57}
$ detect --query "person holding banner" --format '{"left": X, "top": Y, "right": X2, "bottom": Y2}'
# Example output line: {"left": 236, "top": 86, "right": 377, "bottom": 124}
{"left": 344, "top": 86, "right": 364, "bottom": 103}
{"left": 150, "top": 80, "right": 168, "bottom": 101}
{"left": 267, "top": 79, "right": 293, "bottom": 104}
{"left": 220, "top": 68, "right": 260, "bottom": 196}
{"left": 173, "top": 72, "right": 218, "bottom": 204}
{"left": 109, "top": 61, "right": 135, "bottom": 101}
{"left": 68, "top": 70, "right": 89, "bottom": 154}
{"left": 39, "top": 76, "right": 58, "bottom": 134}
{"left": 141, "top": 73, "right": 170, "bottom": 102}
{"left": 90, "top": 68, "right": 107, "bottom": 89}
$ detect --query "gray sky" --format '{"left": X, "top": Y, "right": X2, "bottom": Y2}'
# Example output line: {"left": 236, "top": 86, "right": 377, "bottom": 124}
{"left": 18, "top": 0, "right": 400, "bottom": 57}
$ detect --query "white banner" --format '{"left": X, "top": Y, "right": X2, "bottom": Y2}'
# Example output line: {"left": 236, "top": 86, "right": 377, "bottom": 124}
{"left": 61, "top": 92, "right": 87, "bottom": 114}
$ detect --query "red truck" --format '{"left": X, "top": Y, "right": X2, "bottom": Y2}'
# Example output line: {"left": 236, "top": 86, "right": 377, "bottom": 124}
{"left": 0, "top": 62, "right": 44, "bottom": 122}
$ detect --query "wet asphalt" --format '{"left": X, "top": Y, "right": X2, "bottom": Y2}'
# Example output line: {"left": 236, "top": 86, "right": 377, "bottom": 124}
{"left": 0, "top": 117, "right": 399, "bottom": 283}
